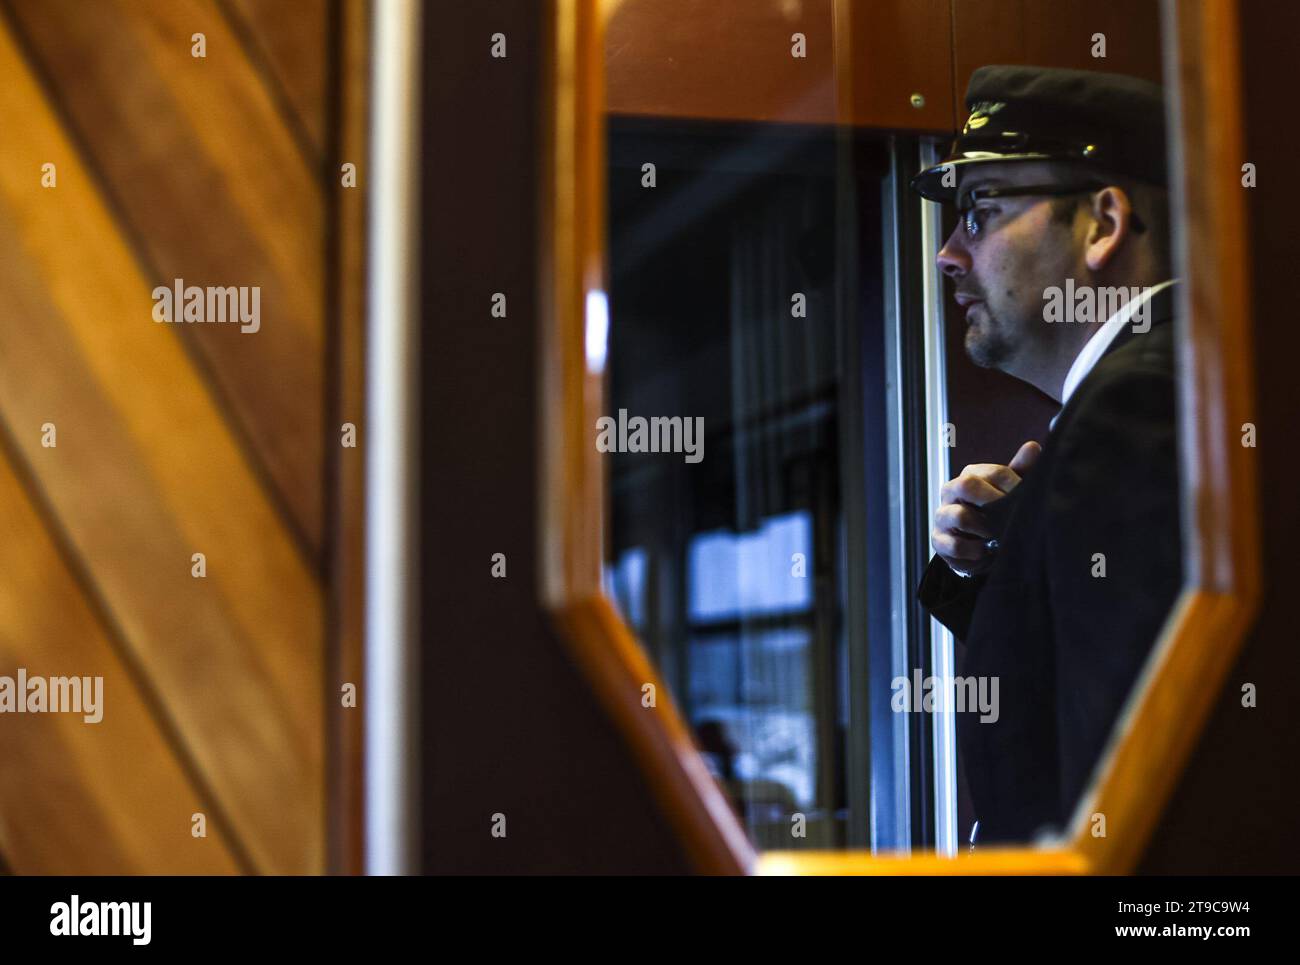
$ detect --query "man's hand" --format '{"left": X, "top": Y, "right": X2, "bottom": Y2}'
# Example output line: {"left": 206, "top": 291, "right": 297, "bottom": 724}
{"left": 931, "top": 440, "right": 1042, "bottom": 577}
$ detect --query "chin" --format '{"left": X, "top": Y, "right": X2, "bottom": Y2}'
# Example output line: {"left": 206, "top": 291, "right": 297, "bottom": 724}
{"left": 965, "top": 334, "right": 994, "bottom": 369}
{"left": 966, "top": 334, "right": 1012, "bottom": 371}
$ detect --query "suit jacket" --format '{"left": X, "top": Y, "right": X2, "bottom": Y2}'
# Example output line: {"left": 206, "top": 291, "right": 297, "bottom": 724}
{"left": 917, "top": 284, "right": 1183, "bottom": 844}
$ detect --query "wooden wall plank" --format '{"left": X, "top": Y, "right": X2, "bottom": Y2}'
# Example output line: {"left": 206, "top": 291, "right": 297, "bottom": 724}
{"left": 605, "top": 0, "right": 837, "bottom": 124}
{"left": 225, "top": 0, "right": 328, "bottom": 155}
{"left": 604, "top": 0, "right": 955, "bottom": 131}
{"left": 5, "top": 0, "right": 326, "bottom": 555}
{"left": 0, "top": 21, "right": 323, "bottom": 874}
{"left": 951, "top": 0, "right": 1027, "bottom": 113}
{"left": 1020, "top": 0, "right": 1161, "bottom": 84}
{"left": 953, "top": 0, "right": 1164, "bottom": 115}
{"left": 0, "top": 452, "right": 244, "bottom": 875}
{"left": 326, "top": 0, "right": 368, "bottom": 875}
{"left": 845, "top": 0, "right": 954, "bottom": 131}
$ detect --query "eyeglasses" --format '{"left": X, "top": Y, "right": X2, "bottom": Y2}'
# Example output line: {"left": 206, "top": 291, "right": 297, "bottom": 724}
{"left": 957, "top": 183, "right": 1148, "bottom": 239}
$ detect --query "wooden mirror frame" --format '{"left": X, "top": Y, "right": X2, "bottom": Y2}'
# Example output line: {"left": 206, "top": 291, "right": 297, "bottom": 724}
{"left": 537, "top": 0, "right": 1258, "bottom": 875}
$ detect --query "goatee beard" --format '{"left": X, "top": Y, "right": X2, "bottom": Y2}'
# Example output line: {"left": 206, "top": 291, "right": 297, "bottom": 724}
{"left": 965, "top": 315, "right": 1013, "bottom": 369}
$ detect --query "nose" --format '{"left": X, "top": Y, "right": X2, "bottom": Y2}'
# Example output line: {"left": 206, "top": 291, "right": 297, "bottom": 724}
{"left": 936, "top": 223, "right": 971, "bottom": 281}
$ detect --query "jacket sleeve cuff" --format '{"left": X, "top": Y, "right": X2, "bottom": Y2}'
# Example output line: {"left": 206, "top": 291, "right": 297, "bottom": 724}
{"left": 916, "top": 555, "right": 986, "bottom": 642}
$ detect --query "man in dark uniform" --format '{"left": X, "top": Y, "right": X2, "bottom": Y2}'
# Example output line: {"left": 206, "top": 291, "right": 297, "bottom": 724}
{"left": 910, "top": 66, "right": 1183, "bottom": 845}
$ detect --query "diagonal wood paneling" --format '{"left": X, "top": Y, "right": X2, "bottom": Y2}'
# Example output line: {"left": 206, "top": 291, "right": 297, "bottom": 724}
{"left": 4, "top": 0, "right": 326, "bottom": 557}
{"left": 0, "top": 14, "right": 323, "bottom": 874}
{"left": 0, "top": 449, "right": 243, "bottom": 875}
{"left": 224, "top": 0, "right": 328, "bottom": 159}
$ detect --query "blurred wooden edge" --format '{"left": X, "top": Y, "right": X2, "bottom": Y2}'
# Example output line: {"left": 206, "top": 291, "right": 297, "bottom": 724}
{"left": 327, "top": 0, "right": 369, "bottom": 876}
{"left": 1067, "top": 0, "right": 1259, "bottom": 875}
{"left": 759, "top": 848, "right": 1088, "bottom": 876}
{"left": 539, "top": 0, "right": 1258, "bottom": 876}
{"left": 537, "top": 0, "right": 757, "bottom": 876}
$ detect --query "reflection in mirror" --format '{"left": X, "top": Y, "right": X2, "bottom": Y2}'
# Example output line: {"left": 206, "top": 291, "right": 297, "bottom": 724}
{"left": 602, "top": 115, "right": 901, "bottom": 851}
{"left": 920, "top": 59, "right": 1181, "bottom": 851}
{"left": 598, "top": 2, "right": 1184, "bottom": 856}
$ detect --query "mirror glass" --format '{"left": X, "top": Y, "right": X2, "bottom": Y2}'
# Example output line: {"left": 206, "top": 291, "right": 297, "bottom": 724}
{"left": 598, "top": 0, "right": 1181, "bottom": 854}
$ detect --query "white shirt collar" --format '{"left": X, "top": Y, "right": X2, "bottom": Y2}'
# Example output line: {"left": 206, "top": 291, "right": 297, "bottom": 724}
{"left": 1048, "top": 279, "right": 1177, "bottom": 431}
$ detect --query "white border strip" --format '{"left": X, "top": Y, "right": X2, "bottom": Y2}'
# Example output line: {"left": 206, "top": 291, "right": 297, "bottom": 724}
{"left": 365, "top": 0, "right": 423, "bottom": 876}
{"left": 919, "top": 141, "right": 959, "bottom": 857}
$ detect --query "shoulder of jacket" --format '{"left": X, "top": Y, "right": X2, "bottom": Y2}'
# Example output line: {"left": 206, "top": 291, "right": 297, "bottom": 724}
{"left": 1053, "top": 327, "right": 1176, "bottom": 434}
{"left": 1044, "top": 365, "right": 1175, "bottom": 482}
{"left": 1095, "top": 315, "right": 1177, "bottom": 374}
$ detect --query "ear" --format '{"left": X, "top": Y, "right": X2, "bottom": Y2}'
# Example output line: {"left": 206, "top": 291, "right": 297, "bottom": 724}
{"left": 1084, "top": 186, "right": 1135, "bottom": 272}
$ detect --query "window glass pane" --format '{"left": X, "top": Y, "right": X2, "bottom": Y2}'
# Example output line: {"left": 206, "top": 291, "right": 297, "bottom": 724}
{"left": 604, "top": 116, "right": 897, "bottom": 850}
{"left": 688, "top": 512, "right": 812, "bottom": 621}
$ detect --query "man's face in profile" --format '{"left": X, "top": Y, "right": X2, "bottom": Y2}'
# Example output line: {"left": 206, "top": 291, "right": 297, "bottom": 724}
{"left": 936, "top": 161, "right": 1087, "bottom": 375}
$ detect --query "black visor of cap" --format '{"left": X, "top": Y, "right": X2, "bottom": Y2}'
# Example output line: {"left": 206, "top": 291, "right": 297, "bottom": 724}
{"left": 910, "top": 131, "right": 1110, "bottom": 203}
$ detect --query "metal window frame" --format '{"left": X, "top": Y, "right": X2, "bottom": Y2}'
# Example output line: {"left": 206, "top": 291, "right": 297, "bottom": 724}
{"left": 875, "top": 137, "right": 917, "bottom": 852}
{"left": 917, "top": 139, "right": 959, "bottom": 857}
{"left": 871, "top": 134, "right": 957, "bottom": 854}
